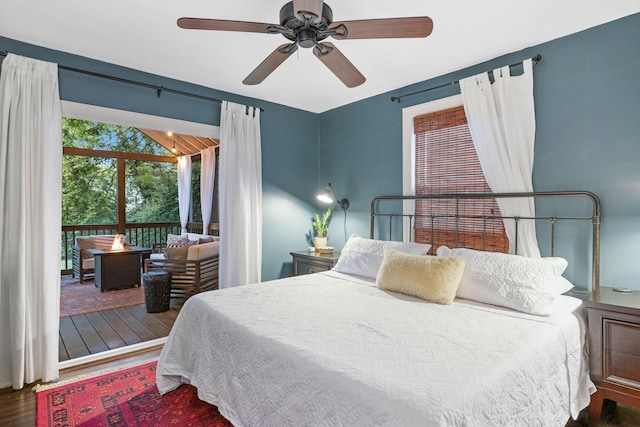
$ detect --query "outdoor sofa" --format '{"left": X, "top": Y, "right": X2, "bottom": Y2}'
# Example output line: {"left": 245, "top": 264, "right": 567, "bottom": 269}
{"left": 144, "top": 233, "right": 220, "bottom": 301}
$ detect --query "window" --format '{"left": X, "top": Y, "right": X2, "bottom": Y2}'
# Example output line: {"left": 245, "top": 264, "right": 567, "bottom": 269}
{"left": 402, "top": 96, "right": 508, "bottom": 252}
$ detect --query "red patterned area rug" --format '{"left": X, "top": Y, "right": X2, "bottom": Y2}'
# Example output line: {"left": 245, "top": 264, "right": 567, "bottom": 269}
{"left": 36, "top": 360, "right": 233, "bottom": 426}
{"left": 60, "top": 276, "right": 145, "bottom": 317}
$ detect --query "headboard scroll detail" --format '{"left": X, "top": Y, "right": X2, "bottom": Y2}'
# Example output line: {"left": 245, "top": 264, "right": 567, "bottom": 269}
{"left": 370, "top": 191, "right": 600, "bottom": 292}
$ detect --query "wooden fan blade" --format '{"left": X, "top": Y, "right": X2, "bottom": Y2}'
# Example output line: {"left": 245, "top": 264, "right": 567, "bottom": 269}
{"left": 329, "top": 17, "right": 433, "bottom": 39}
{"left": 177, "top": 17, "right": 283, "bottom": 34}
{"left": 243, "top": 43, "right": 298, "bottom": 85}
{"left": 293, "top": 0, "right": 324, "bottom": 22}
{"left": 313, "top": 42, "right": 365, "bottom": 88}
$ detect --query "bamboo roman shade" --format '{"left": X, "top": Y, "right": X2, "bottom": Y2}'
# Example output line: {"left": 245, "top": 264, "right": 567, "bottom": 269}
{"left": 413, "top": 106, "right": 508, "bottom": 253}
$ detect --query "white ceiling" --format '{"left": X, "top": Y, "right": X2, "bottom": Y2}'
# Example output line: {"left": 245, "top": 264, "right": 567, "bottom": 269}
{"left": 2, "top": 1, "right": 639, "bottom": 113}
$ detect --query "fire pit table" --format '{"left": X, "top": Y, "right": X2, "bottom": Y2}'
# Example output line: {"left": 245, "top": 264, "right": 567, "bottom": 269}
{"left": 86, "top": 246, "right": 152, "bottom": 292}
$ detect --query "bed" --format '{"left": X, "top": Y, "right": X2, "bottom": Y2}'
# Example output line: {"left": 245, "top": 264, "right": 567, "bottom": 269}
{"left": 156, "top": 191, "right": 600, "bottom": 426}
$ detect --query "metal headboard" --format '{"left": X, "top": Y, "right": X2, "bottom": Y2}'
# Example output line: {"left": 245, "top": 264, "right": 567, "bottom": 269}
{"left": 370, "top": 191, "right": 601, "bottom": 292}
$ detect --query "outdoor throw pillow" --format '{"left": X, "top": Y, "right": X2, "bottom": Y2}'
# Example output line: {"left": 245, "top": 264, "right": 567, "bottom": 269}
{"left": 165, "top": 245, "right": 190, "bottom": 260}
{"left": 167, "top": 233, "right": 189, "bottom": 248}
{"left": 76, "top": 236, "right": 96, "bottom": 259}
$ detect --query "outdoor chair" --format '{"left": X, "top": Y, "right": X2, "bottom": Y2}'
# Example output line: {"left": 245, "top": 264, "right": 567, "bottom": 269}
{"left": 72, "top": 234, "right": 126, "bottom": 283}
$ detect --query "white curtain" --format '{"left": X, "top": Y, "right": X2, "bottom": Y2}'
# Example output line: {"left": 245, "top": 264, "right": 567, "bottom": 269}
{"left": 219, "top": 101, "right": 262, "bottom": 287}
{"left": 460, "top": 59, "right": 539, "bottom": 257}
{"left": 200, "top": 146, "right": 216, "bottom": 236}
{"left": 0, "top": 54, "right": 62, "bottom": 389}
{"left": 177, "top": 155, "right": 192, "bottom": 235}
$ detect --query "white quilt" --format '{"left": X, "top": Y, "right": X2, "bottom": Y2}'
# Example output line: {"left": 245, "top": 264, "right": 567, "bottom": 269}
{"left": 157, "top": 271, "right": 594, "bottom": 427}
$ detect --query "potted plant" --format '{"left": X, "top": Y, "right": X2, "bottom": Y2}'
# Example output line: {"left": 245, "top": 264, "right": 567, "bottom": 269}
{"left": 312, "top": 206, "right": 333, "bottom": 250}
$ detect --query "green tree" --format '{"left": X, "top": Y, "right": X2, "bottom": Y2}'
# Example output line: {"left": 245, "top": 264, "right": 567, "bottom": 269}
{"left": 62, "top": 118, "right": 180, "bottom": 225}
{"left": 126, "top": 160, "right": 179, "bottom": 222}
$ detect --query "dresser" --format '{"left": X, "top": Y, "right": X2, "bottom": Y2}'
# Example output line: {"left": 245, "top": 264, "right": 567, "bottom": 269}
{"left": 290, "top": 250, "right": 340, "bottom": 276}
{"left": 583, "top": 286, "right": 640, "bottom": 425}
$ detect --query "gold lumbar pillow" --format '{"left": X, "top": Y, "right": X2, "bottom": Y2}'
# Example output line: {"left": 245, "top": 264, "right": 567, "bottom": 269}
{"left": 376, "top": 249, "right": 465, "bottom": 305}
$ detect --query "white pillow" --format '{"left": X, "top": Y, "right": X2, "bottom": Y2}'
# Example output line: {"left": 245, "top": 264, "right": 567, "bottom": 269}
{"left": 333, "top": 234, "right": 431, "bottom": 280}
{"left": 545, "top": 295, "right": 583, "bottom": 316}
{"left": 436, "top": 246, "right": 569, "bottom": 315}
{"left": 547, "top": 275, "right": 575, "bottom": 296}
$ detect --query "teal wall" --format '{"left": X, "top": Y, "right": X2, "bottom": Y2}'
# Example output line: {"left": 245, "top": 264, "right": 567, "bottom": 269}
{"left": 2, "top": 12, "right": 640, "bottom": 288}
{"left": 0, "top": 36, "right": 320, "bottom": 282}
{"left": 319, "top": 13, "right": 640, "bottom": 290}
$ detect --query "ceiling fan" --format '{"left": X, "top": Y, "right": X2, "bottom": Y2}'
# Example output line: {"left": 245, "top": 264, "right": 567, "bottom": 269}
{"left": 177, "top": 0, "right": 433, "bottom": 88}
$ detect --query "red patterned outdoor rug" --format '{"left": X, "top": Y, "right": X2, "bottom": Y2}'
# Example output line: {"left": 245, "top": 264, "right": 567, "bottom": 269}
{"left": 60, "top": 276, "right": 145, "bottom": 317}
{"left": 36, "top": 360, "right": 233, "bottom": 426}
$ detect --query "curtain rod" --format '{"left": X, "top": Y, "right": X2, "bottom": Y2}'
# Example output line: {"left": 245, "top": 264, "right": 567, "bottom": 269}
{"left": 0, "top": 50, "right": 264, "bottom": 112}
{"left": 390, "top": 54, "right": 541, "bottom": 103}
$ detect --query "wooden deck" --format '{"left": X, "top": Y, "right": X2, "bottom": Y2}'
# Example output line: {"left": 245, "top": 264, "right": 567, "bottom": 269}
{"left": 59, "top": 302, "right": 181, "bottom": 362}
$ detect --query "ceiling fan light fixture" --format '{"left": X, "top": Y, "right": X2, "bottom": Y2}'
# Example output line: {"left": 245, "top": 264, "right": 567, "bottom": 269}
{"left": 297, "top": 28, "right": 317, "bottom": 48}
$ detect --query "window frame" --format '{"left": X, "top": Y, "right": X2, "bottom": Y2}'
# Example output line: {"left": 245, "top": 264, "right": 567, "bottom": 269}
{"left": 401, "top": 94, "right": 462, "bottom": 242}
{"left": 402, "top": 95, "right": 508, "bottom": 252}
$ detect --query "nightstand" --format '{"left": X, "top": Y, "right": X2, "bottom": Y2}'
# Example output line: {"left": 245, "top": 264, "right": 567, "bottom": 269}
{"left": 290, "top": 250, "right": 340, "bottom": 276}
{"left": 583, "top": 286, "right": 640, "bottom": 425}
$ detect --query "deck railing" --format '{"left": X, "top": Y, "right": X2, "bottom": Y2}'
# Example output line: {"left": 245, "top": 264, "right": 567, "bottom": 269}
{"left": 60, "top": 222, "right": 219, "bottom": 274}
